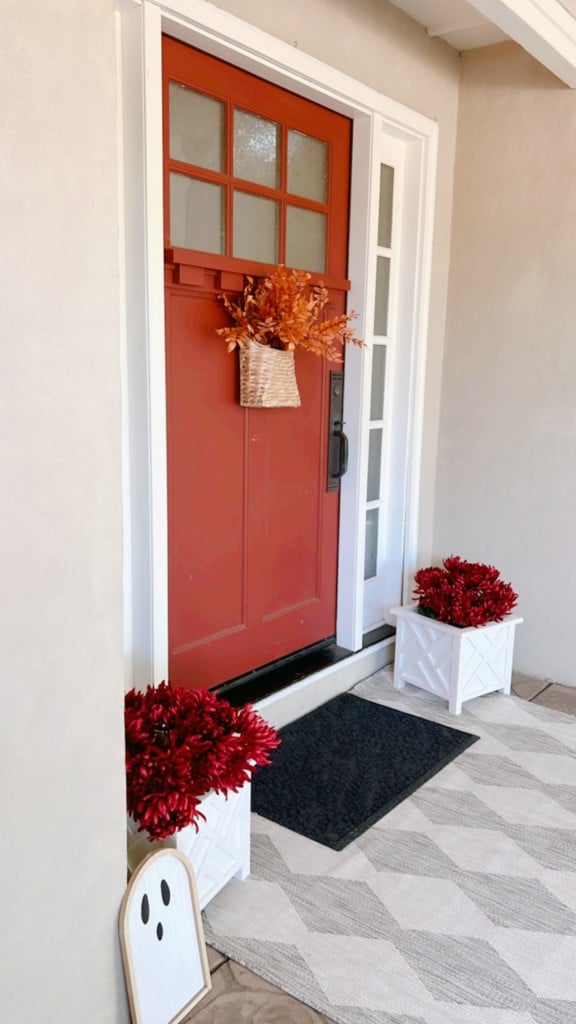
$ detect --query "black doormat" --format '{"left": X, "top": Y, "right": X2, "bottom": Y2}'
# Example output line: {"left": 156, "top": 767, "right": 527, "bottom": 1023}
{"left": 252, "top": 693, "right": 479, "bottom": 850}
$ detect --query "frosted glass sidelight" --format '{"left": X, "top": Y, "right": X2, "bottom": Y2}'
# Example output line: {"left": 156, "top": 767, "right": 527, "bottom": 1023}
{"left": 374, "top": 256, "right": 391, "bottom": 336}
{"left": 169, "top": 83, "right": 225, "bottom": 172}
{"left": 287, "top": 130, "right": 328, "bottom": 203}
{"left": 286, "top": 206, "right": 326, "bottom": 273}
{"left": 367, "top": 429, "right": 383, "bottom": 502}
{"left": 234, "top": 110, "right": 279, "bottom": 188}
{"left": 233, "top": 191, "right": 278, "bottom": 264}
{"left": 378, "top": 164, "right": 394, "bottom": 248}
{"left": 364, "top": 509, "right": 379, "bottom": 580}
{"left": 370, "top": 345, "right": 386, "bottom": 421}
{"left": 170, "top": 174, "right": 224, "bottom": 253}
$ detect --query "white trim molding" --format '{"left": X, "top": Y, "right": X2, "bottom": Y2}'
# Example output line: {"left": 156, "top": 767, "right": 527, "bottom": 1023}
{"left": 117, "top": 0, "right": 438, "bottom": 684}
{"left": 469, "top": 0, "right": 576, "bottom": 86}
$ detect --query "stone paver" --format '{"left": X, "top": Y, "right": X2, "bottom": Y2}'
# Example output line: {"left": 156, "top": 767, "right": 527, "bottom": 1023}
{"left": 511, "top": 672, "right": 550, "bottom": 701}
{"left": 206, "top": 945, "right": 228, "bottom": 973}
{"left": 532, "top": 682, "right": 576, "bottom": 715}
{"left": 186, "top": 959, "right": 334, "bottom": 1022}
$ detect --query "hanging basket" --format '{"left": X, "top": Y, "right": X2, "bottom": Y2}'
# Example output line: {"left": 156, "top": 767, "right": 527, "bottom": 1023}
{"left": 239, "top": 338, "right": 301, "bottom": 408}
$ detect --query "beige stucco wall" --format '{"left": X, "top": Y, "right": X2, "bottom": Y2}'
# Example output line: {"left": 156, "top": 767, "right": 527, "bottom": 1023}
{"left": 213, "top": 0, "right": 461, "bottom": 562}
{"left": 0, "top": 0, "right": 461, "bottom": 1017}
{"left": 435, "top": 42, "right": 576, "bottom": 685}
{"left": 0, "top": 1, "right": 128, "bottom": 1021}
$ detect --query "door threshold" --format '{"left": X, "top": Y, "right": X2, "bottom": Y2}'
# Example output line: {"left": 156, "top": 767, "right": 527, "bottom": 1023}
{"left": 216, "top": 625, "right": 395, "bottom": 708}
{"left": 254, "top": 633, "right": 395, "bottom": 729}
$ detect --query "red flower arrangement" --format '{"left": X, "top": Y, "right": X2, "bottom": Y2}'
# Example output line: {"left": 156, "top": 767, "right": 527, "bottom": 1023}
{"left": 125, "top": 683, "right": 280, "bottom": 841}
{"left": 413, "top": 556, "right": 518, "bottom": 629}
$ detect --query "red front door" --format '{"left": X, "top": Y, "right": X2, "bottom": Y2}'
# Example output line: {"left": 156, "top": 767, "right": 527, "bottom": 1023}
{"left": 163, "top": 38, "right": 352, "bottom": 689}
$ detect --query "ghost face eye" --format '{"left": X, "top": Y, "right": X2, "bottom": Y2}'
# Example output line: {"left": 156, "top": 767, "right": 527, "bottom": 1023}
{"left": 141, "top": 893, "right": 150, "bottom": 924}
{"left": 161, "top": 879, "right": 171, "bottom": 906}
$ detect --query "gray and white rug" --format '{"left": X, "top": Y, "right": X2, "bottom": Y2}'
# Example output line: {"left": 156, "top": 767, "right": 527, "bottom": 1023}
{"left": 203, "top": 670, "right": 576, "bottom": 1024}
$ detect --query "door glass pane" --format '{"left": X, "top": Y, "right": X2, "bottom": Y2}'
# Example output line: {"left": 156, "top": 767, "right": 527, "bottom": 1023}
{"left": 286, "top": 206, "right": 326, "bottom": 273}
{"left": 170, "top": 173, "right": 224, "bottom": 253}
{"left": 367, "top": 429, "right": 383, "bottom": 502}
{"left": 378, "top": 164, "right": 394, "bottom": 248}
{"left": 169, "top": 83, "right": 225, "bottom": 172}
{"left": 233, "top": 191, "right": 279, "bottom": 264}
{"left": 370, "top": 345, "right": 386, "bottom": 421}
{"left": 364, "top": 509, "right": 379, "bottom": 580}
{"left": 374, "top": 256, "right": 390, "bottom": 336}
{"left": 233, "top": 110, "right": 279, "bottom": 188}
{"left": 287, "top": 130, "right": 328, "bottom": 203}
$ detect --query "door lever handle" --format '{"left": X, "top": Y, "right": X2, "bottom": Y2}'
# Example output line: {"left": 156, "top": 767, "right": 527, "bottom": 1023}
{"left": 332, "top": 425, "right": 349, "bottom": 479}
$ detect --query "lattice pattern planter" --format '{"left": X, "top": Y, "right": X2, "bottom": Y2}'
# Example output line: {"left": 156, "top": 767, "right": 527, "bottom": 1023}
{"left": 390, "top": 605, "right": 523, "bottom": 715}
{"left": 127, "top": 783, "right": 251, "bottom": 909}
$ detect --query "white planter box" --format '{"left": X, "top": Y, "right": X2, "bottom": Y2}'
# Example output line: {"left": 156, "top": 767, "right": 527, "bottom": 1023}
{"left": 127, "top": 783, "right": 251, "bottom": 909}
{"left": 390, "top": 605, "right": 523, "bottom": 715}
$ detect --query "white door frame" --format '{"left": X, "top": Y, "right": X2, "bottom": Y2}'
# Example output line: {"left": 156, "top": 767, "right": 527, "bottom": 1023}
{"left": 117, "top": 0, "right": 438, "bottom": 687}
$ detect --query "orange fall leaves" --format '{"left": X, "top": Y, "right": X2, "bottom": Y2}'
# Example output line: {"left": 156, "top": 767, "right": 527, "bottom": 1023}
{"left": 216, "top": 265, "right": 363, "bottom": 363}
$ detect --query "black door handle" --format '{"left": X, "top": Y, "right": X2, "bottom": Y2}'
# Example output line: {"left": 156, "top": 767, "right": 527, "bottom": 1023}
{"left": 327, "top": 371, "right": 347, "bottom": 491}
{"left": 332, "top": 426, "right": 349, "bottom": 479}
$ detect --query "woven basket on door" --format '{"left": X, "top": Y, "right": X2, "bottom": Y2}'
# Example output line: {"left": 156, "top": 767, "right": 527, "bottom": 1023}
{"left": 239, "top": 338, "right": 301, "bottom": 408}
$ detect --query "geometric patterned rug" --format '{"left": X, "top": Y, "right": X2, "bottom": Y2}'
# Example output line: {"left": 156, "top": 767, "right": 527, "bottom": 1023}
{"left": 203, "top": 669, "right": 576, "bottom": 1024}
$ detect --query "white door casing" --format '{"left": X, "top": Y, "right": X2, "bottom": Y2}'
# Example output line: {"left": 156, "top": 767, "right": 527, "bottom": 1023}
{"left": 117, "top": 0, "right": 438, "bottom": 685}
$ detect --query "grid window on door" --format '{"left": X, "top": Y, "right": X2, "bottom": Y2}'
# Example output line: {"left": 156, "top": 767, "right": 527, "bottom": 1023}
{"left": 233, "top": 110, "right": 279, "bottom": 189}
{"left": 167, "top": 81, "right": 330, "bottom": 273}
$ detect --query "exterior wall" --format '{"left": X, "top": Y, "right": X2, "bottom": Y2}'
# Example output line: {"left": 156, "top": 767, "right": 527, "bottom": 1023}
{"left": 435, "top": 42, "right": 576, "bottom": 685}
{"left": 0, "top": 2, "right": 128, "bottom": 1022}
{"left": 212, "top": 0, "right": 461, "bottom": 564}
{"left": 0, "top": 0, "right": 461, "bottom": 1017}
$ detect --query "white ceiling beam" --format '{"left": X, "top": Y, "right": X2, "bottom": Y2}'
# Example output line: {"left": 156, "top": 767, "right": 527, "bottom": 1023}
{"left": 467, "top": 0, "right": 576, "bottom": 85}
{"left": 427, "top": 18, "right": 488, "bottom": 38}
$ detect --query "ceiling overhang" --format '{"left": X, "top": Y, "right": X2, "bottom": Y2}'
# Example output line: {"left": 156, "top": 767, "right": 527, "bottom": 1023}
{"left": 389, "top": 0, "right": 576, "bottom": 86}
{"left": 469, "top": 0, "right": 576, "bottom": 85}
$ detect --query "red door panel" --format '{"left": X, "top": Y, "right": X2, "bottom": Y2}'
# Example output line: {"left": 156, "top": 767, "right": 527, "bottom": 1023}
{"left": 163, "top": 38, "right": 351, "bottom": 689}
{"left": 166, "top": 289, "right": 245, "bottom": 652}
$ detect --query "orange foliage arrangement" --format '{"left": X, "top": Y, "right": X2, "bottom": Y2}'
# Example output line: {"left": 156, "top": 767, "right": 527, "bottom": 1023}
{"left": 216, "top": 265, "right": 363, "bottom": 363}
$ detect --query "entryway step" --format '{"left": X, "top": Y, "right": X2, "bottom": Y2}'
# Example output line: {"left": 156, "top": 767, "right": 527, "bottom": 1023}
{"left": 216, "top": 626, "right": 394, "bottom": 709}
{"left": 251, "top": 631, "right": 395, "bottom": 730}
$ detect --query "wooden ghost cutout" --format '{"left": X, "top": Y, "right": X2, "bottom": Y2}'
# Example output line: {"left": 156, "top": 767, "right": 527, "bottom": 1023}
{"left": 119, "top": 849, "right": 211, "bottom": 1024}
